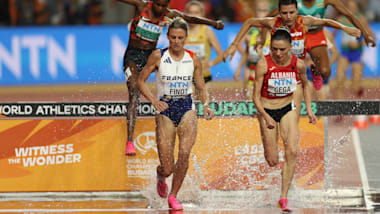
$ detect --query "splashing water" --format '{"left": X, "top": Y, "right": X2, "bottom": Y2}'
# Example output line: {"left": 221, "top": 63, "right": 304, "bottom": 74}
{"left": 140, "top": 168, "right": 167, "bottom": 209}
{"left": 139, "top": 122, "right": 358, "bottom": 210}
{"left": 324, "top": 128, "right": 356, "bottom": 209}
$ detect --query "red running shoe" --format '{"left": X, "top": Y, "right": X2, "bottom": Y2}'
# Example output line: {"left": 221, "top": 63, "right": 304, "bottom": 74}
{"left": 278, "top": 198, "right": 292, "bottom": 212}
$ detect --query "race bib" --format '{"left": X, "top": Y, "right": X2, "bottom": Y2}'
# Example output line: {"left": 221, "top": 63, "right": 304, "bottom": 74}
{"left": 291, "top": 40, "right": 305, "bottom": 58}
{"left": 268, "top": 77, "right": 297, "bottom": 97}
{"left": 135, "top": 19, "right": 164, "bottom": 42}
{"left": 185, "top": 44, "right": 206, "bottom": 59}
{"left": 167, "top": 80, "right": 191, "bottom": 96}
{"left": 161, "top": 74, "right": 193, "bottom": 97}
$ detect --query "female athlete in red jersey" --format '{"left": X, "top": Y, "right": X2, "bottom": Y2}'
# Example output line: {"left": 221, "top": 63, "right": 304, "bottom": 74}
{"left": 253, "top": 28, "right": 317, "bottom": 211}
{"left": 223, "top": 0, "right": 360, "bottom": 120}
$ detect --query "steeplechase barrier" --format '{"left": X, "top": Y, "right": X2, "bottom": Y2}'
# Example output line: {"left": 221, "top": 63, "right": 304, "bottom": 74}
{"left": 0, "top": 100, "right": 379, "bottom": 118}
{"left": 0, "top": 100, "right": 378, "bottom": 209}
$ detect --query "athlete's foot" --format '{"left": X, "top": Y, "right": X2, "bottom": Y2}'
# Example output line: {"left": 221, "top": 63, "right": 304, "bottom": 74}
{"left": 168, "top": 195, "right": 183, "bottom": 210}
{"left": 125, "top": 141, "right": 136, "bottom": 156}
{"left": 278, "top": 198, "right": 292, "bottom": 212}
{"left": 311, "top": 65, "right": 323, "bottom": 91}
{"left": 334, "top": 115, "right": 344, "bottom": 123}
{"left": 356, "top": 88, "right": 364, "bottom": 97}
{"left": 156, "top": 176, "right": 168, "bottom": 198}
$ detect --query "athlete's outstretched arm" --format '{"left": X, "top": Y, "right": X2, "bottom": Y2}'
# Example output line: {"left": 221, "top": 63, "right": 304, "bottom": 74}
{"left": 304, "top": 16, "right": 361, "bottom": 38}
{"left": 327, "top": 0, "right": 376, "bottom": 47}
{"left": 297, "top": 58, "right": 317, "bottom": 124}
{"left": 137, "top": 50, "right": 168, "bottom": 112}
{"left": 252, "top": 58, "right": 275, "bottom": 129}
{"left": 206, "top": 27, "right": 224, "bottom": 69}
{"left": 357, "top": 15, "right": 376, "bottom": 47}
{"left": 167, "top": 9, "right": 224, "bottom": 30}
{"left": 223, "top": 17, "right": 273, "bottom": 62}
{"left": 193, "top": 54, "right": 214, "bottom": 120}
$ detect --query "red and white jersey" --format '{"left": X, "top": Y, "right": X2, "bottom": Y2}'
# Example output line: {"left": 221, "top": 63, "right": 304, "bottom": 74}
{"left": 261, "top": 54, "right": 299, "bottom": 99}
{"left": 156, "top": 48, "right": 195, "bottom": 98}
{"left": 272, "top": 15, "right": 307, "bottom": 59}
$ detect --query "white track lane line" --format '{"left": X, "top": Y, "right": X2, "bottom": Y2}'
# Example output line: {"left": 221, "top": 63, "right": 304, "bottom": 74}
{"left": 352, "top": 128, "right": 373, "bottom": 210}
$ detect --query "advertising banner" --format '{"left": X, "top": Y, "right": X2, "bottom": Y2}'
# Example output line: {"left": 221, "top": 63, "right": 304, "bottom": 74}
{"left": 0, "top": 118, "right": 324, "bottom": 192}
{"left": 0, "top": 100, "right": 379, "bottom": 118}
{"left": 0, "top": 23, "right": 379, "bottom": 86}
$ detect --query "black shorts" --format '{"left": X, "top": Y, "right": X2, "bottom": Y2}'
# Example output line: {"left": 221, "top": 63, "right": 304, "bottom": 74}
{"left": 123, "top": 46, "right": 154, "bottom": 71}
{"left": 204, "top": 75, "right": 212, "bottom": 83}
{"left": 264, "top": 102, "right": 296, "bottom": 123}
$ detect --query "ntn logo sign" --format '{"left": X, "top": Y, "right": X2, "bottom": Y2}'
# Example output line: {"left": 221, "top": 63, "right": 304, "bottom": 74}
{"left": 0, "top": 35, "right": 76, "bottom": 80}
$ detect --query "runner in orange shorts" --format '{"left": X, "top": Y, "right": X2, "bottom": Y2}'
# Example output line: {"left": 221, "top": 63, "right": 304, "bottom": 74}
{"left": 267, "top": 0, "right": 376, "bottom": 85}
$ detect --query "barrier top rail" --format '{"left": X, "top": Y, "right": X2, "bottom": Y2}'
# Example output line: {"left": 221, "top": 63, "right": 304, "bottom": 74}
{"left": 0, "top": 101, "right": 379, "bottom": 118}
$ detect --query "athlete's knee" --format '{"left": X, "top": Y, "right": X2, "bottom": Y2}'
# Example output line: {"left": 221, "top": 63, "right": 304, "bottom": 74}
{"left": 162, "top": 167, "right": 174, "bottom": 177}
{"left": 265, "top": 155, "right": 279, "bottom": 167}
{"left": 158, "top": 164, "right": 174, "bottom": 177}
{"left": 128, "top": 89, "right": 140, "bottom": 101}
{"left": 285, "top": 147, "right": 297, "bottom": 161}
{"left": 318, "top": 65, "right": 331, "bottom": 79}
{"left": 267, "top": 159, "right": 279, "bottom": 167}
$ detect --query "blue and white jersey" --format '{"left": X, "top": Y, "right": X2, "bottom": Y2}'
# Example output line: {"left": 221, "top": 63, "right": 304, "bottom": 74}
{"left": 156, "top": 48, "right": 195, "bottom": 98}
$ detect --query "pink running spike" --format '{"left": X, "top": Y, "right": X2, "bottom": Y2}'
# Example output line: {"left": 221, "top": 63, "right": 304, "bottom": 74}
{"left": 168, "top": 196, "right": 183, "bottom": 210}
{"left": 311, "top": 65, "right": 323, "bottom": 91}
{"left": 125, "top": 141, "right": 136, "bottom": 156}
{"left": 156, "top": 178, "right": 168, "bottom": 198}
{"left": 278, "top": 198, "right": 292, "bottom": 212}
